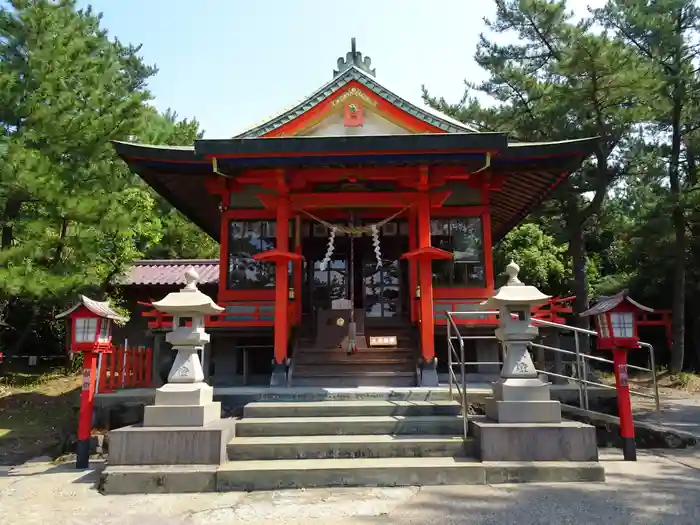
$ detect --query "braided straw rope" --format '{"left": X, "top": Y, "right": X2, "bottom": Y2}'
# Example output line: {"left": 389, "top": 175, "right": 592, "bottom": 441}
{"left": 300, "top": 205, "right": 411, "bottom": 236}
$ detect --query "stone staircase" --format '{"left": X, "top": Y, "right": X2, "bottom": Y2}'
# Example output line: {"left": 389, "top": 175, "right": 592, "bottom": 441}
{"left": 290, "top": 323, "right": 419, "bottom": 387}
{"left": 218, "top": 390, "right": 604, "bottom": 490}
{"left": 220, "top": 390, "right": 473, "bottom": 490}
{"left": 99, "top": 388, "right": 606, "bottom": 493}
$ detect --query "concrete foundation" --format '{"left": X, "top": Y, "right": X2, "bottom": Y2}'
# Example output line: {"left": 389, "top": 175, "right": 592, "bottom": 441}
{"left": 143, "top": 383, "right": 222, "bottom": 427}
{"left": 108, "top": 418, "right": 235, "bottom": 465}
{"left": 485, "top": 377, "right": 563, "bottom": 424}
{"left": 470, "top": 417, "right": 599, "bottom": 462}
{"left": 485, "top": 399, "right": 563, "bottom": 424}
{"left": 99, "top": 458, "right": 605, "bottom": 494}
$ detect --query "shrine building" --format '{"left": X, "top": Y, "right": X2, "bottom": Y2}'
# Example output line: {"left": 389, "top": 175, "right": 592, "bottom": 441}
{"left": 113, "top": 40, "right": 597, "bottom": 388}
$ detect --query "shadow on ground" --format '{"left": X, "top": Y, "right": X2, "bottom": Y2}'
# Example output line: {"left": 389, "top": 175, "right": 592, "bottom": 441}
{"left": 352, "top": 453, "right": 700, "bottom": 524}
{"left": 0, "top": 371, "right": 81, "bottom": 465}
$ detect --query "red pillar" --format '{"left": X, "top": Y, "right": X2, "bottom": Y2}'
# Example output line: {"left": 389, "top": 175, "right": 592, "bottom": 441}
{"left": 408, "top": 208, "right": 417, "bottom": 322}
{"left": 274, "top": 197, "right": 290, "bottom": 368}
{"left": 417, "top": 193, "right": 435, "bottom": 362}
{"left": 613, "top": 347, "right": 637, "bottom": 461}
{"left": 76, "top": 351, "right": 97, "bottom": 469}
{"left": 294, "top": 216, "right": 303, "bottom": 324}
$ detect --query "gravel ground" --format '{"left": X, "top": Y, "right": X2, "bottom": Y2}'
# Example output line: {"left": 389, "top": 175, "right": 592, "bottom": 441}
{"left": 1, "top": 449, "right": 700, "bottom": 525}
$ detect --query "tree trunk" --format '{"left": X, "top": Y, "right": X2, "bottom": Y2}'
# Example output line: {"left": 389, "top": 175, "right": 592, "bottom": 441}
{"left": 1, "top": 196, "right": 23, "bottom": 250}
{"left": 566, "top": 198, "right": 590, "bottom": 322}
{"left": 667, "top": 74, "right": 685, "bottom": 373}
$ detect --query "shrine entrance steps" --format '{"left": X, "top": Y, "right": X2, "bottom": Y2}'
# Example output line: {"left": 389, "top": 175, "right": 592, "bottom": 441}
{"left": 290, "top": 321, "right": 419, "bottom": 387}
{"left": 98, "top": 389, "right": 606, "bottom": 493}
{"left": 217, "top": 391, "right": 604, "bottom": 491}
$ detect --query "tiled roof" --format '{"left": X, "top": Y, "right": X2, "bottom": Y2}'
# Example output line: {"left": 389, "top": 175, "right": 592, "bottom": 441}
{"left": 56, "top": 295, "right": 129, "bottom": 322}
{"left": 234, "top": 66, "right": 479, "bottom": 138}
{"left": 120, "top": 259, "right": 219, "bottom": 286}
{"left": 580, "top": 290, "right": 654, "bottom": 316}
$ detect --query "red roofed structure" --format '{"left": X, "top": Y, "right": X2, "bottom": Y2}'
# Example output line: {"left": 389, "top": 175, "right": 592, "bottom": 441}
{"left": 113, "top": 40, "right": 598, "bottom": 387}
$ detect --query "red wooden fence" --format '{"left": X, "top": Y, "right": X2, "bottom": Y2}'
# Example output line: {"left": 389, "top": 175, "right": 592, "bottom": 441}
{"left": 97, "top": 346, "right": 154, "bottom": 393}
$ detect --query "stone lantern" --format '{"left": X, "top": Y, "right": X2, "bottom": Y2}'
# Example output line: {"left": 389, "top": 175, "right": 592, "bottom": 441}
{"left": 142, "top": 268, "right": 225, "bottom": 427}
{"left": 471, "top": 261, "right": 599, "bottom": 464}
{"left": 482, "top": 261, "right": 561, "bottom": 424}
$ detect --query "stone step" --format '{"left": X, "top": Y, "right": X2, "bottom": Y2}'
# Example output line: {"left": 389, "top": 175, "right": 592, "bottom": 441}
{"left": 100, "top": 459, "right": 606, "bottom": 493}
{"left": 291, "top": 374, "right": 416, "bottom": 388}
{"left": 243, "top": 400, "right": 462, "bottom": 418}
{"left": 227, "top": 434, "right": 471, "bottom": 460}
{"left": 255, "top": 387, "right": 456, "bottom": 402}
{"left": 294, "top": 355, "right": 414, "bottom": 365}
{"left": 215, "top": 457, "right": 606, "bottom": 491}
{"left": 293, "top": 364, "right": 416, "bottom": 374}
{"left": 292, "top": 370, "right": 416, "bottom": 377}
{"left": 296, "top": 345, "right": 416, "bottom": 357}
{"left": 234, "top": 415, "right": 464, "bottom": 437}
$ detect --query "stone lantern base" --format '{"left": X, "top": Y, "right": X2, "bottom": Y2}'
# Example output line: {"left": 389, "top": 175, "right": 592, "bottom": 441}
{"left": 484, "top": 378, "right": 562, "bottom": 424}
{"left": 143, "top": 383, "right": 222, "bottom": 427}
{"left": 477, "top": 377, "right": 598, "bottom": 462}
{"left": 108, "top": 384, "right": 233, "bottom": 467}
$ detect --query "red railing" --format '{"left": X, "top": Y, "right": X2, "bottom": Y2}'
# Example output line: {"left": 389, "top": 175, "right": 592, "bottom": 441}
{"left": 139, "top": 300, "right": 297, "bottom": 330}
{"left": 434, "top": 296, "right": 575, "bottom": 326}
{"left": 532, "top": 295, "right": 574, "bottom": 324}
{"left": 97, "top": 346, "right": 154, "bottom": 393}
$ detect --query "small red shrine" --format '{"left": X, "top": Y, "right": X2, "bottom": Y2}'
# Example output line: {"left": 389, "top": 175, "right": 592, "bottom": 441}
{"left": 113, "top": 39, "right": 598, "bottom": 387}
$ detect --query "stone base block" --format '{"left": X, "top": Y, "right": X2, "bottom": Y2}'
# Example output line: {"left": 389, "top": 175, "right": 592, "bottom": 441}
{"left": 485, "top": 398, "right": 562, "bottom": 423}
{"left": 492, "top": 378, "right": 553, "bottom": 402}
{"left": 420, "top": 361, "right": 439, "bottom": 387}
{"left": 154, "top": 383, "right": 214, "bottom": 406}
{"left": 100, "top": 465, "right": 218, "bottom": 494}
{"left": 470, "top": 417, "right": 599, "bottom": 462}
{"left": 143, "top": 401, "right": 221, "bottom": 427}
{"left": 99, "top": 457, "right": 605, "bottom": 494}
{"left": 108, "top": 418, "right": 235, "bottom": 465}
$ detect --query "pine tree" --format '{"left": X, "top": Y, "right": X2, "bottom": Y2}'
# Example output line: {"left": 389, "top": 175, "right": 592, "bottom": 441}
{"left": 423, "top": 0, "right": 657, "bottom": 328}
{"left": 0, "top": 1, "right": 186, "bottom": 354}
{"left": 596, "top": 0, "right": 700, "bottom": 371}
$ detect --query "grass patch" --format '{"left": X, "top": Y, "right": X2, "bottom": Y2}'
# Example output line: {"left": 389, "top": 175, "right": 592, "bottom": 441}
{"left": 0, "top": 368, "right": 81, "bottom": 466}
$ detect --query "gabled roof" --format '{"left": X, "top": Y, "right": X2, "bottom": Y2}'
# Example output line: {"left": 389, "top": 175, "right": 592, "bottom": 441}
{"left": 235, "top": 65, "right": 478, "bottom": 138}
{"left": 580, "top": 290, "right": 654, "bottom": 316}
{"left": 56, "top": 295, "right": 129, "bottom": 322}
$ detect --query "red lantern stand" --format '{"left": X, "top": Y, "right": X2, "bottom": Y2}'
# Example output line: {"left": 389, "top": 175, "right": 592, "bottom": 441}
{"left": 56, "top": 296, "right": 127, "bottom": 469}
{"left": 581, "top": 291, "right": 654, "bottom": 461}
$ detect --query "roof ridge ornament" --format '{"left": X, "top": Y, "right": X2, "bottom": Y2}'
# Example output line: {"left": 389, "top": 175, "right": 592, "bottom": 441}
{"left": 334, "top": 37, "right": 376, "bottom": 78}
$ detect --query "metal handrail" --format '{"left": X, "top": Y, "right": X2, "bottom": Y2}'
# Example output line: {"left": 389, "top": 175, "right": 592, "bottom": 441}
{"left": 446, "top": 312, "right": 469, "bottom": 440}
{"left": 446, "top": 310, "right": 662, "bottom": 423}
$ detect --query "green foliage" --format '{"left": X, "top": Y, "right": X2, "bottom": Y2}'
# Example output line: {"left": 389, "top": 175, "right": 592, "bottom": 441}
{"left": 424, "top": 0, "right": 700, "bottom": 369}
{"left": 0, "top": 1, "right": 216, "bottom": 356}
{"left": 494, "top": 223, "right": 572, "bottom": 296}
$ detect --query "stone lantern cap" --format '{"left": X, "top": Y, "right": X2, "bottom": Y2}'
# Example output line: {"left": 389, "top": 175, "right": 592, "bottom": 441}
{"left": 483, "top": 261, "right": 551, "bottom": 309}
{"left": 151, "top": 268, "right": 224, "bottom": 315}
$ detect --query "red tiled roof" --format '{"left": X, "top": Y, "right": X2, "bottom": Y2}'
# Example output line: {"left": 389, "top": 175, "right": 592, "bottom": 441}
{"left": 120, "top": 259, "right": 219, "bottom": 286}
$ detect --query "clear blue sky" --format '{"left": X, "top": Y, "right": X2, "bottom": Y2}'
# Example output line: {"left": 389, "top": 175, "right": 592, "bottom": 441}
{"left": 75, "top": 0, "right": 603, "bottom": 139}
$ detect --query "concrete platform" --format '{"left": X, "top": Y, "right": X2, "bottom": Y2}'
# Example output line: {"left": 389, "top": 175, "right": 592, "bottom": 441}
{"left": 108, "top": 418, "right": 235, "bottom": 465}
{"left": 95, "top": 383, "right": 617, "bottom": 408}
{"left": 242, "top": 400, "right": 463, "bottom": 418}
{"left": 470, "top": 417, "right": 599, "bottom": 462}
{"left": 234, "top": 415, "right": 465, "bottom": 437}
{"left": 227, "top": 434, "right": 471, "bottom": 460}
{"left": 99, "top": 457, "right": 605, "bottom": 494}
